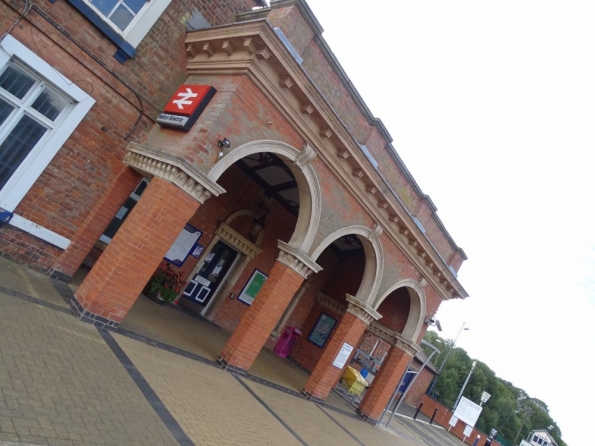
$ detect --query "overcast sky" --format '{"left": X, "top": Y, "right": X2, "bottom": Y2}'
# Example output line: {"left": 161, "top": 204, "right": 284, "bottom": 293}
{"left": 306, "top": 1, "right": 594, "bottom": 444}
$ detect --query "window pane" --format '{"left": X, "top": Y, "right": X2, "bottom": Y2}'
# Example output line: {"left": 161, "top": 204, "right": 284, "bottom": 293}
{"left": 124, "top": 0, "right": 146, "bottom": 14}
{"left": 0, "top": 65, "right": 36, "bottom": 100}
{"left": 32, "top": 88, "right": 69, "bottom": 121}
{"left": 0, "top": 115, "right": 47, "bottom": 190}
{"left": 89, "top": 0, "right": 118, "bottom": 16}
{"left": 0, "top": 98, "right": 15, "bottom": 127}
{"left": 110, "top": 5, "right": 134, "bottom": 30}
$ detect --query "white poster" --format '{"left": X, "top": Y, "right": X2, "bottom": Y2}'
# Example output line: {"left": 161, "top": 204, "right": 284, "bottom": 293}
{"left": 464, "top": 425, "right": 473, "bottom": 437}
{"left": 332, "top": 343, "right": 353, "bottom": 369}
{"left": 453, "top": 397, "right": 483, "bottom": 427}
{"left": 449, "top": 415, "right": 459, "bottom": 427}
{"left": 164, "top": 224, "right": 202, "bottom": 266}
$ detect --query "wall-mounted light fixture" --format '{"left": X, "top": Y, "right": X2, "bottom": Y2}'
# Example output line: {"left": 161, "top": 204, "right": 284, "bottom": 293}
{"left": 217, "top": 138, "right": 231, "bottom": 157}
{"left": 249, "top": 201, "right": 269, "bottom": 241}
{"left": 425, "top": 317, "right": 442, "bottom": 331}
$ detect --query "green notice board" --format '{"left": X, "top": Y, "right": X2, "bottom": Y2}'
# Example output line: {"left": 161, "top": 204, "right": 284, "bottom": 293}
{"left": 238, "top": 269, "right": 268, "bottom": 305}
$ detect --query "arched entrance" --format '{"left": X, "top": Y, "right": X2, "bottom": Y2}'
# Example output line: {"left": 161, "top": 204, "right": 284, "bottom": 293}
{"left": 355, "top": 280, "right": 427, "bottom": 422}
{"left": 69, "top": 140, "right": 321, "bottom": 336}
{"left": 280, "top": 226, "right": 384, "bottom": 403}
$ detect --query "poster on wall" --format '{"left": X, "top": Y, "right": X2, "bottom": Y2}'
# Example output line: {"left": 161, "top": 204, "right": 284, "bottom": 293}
{"left": 191, "top": 244, "right": 204, "bottom": 258}
{"left": 308, "top": 313, "right": 337, "bottom": 348}
{"left": 237, "top": 269, "right": 268, "bottom": 305}
{"left": 332, "top": 342, "right": 353, "bottom": 369}
{"left": 164, "top": 224, "right": 202, "bottom": 266}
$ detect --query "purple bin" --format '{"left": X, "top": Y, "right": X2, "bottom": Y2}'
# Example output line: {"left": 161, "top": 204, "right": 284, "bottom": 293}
{"left": 273, "top": 326, "right": 302, "bottom": 358}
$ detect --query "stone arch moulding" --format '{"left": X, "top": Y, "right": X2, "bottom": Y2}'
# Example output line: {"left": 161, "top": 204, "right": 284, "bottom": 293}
{"left": 373, "top": 279, "right": 427, "bottom": 341}
{"left": 207, "top": 140, "right": 321, "bottom": 254}
{"left": 309, "top": 224, "right": 384, "bottom": 306}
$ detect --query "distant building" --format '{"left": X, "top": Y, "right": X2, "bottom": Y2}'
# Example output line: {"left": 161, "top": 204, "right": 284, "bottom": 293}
{"left": 0, "top": 0, "right": 467, "bottom": 423}
{"left": 520, "top": 429, "right": 558, "bottom": 446}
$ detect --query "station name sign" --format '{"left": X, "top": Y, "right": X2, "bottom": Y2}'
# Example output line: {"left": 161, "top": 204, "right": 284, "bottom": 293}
{"left": 157, "top": 84, "right": 217, "bottom": 132}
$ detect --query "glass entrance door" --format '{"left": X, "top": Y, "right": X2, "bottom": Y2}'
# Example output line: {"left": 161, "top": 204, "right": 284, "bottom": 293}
{"left": 182, "top": 241, "right": 239, "bottom": 309}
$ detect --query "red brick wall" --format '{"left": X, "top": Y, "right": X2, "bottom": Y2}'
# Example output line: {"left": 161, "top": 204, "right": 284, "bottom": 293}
{"left": 419, "top": 396, "right": 502, "bottom": 446}
{"left": 358, "top": 333, "right": 391, "bottom": 363}
{"left": 320, "top": 254, "right": 365, "bottom": 304}
{"left": 264, "top": 249, "right": 339, "bottom": 350}
{"left": 289, "top": 302, "right": 344, "bottom": 373}
{"left": 376, "top": 287, "right": 411, "bottom": 333}
{"left": 403, "top": 367, "right": 434, "bottom": 407}
{"left": 0, "top": 0, "right": 257, "bottom": 271}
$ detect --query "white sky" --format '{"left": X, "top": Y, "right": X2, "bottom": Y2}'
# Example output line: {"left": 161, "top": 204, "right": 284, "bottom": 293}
{"left": 306, "top": 1, "right": 594, "bottom": 444}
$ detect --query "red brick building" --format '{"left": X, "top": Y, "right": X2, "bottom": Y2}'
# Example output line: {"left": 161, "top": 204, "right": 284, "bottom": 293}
{"left": 0, "top": 0, "right": 467, "bottom": 423}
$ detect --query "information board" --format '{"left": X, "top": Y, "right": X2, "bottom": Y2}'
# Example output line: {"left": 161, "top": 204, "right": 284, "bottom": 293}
{"left": 332, "top": 343, "right": 353, "bottom": 369}
{"left": 237, "top": 269, "right": 268, "bottom": 305}
{"left": 453, "top": 397, "right": 483, "bottom": 427}
{"left": 164, "top": 224, "right": 202, "bottom": 266}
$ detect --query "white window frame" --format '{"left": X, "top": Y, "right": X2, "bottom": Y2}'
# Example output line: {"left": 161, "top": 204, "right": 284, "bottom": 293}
{"left": 83, "top": 0, "right": 172, "bottom": 48}
{"left": 0, "top": 36, "right": 95, "bottom": 248}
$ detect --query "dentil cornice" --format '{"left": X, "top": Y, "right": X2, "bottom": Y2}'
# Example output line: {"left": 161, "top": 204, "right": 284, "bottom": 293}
{"left": 184, "top": 21, "right": 467, "bottom": 300}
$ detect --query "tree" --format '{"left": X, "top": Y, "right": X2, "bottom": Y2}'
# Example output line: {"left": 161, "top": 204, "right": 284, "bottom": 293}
{"left": 422, "top": 331, "right": 567, "bottom": 446}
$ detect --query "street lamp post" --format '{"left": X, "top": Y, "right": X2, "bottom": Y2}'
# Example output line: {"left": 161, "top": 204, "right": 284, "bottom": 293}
{"left": 453, "top": 360, "right": 477, "bottom": 410}
{"left": 426, "top": 322, "right": 469, "bottom": 397}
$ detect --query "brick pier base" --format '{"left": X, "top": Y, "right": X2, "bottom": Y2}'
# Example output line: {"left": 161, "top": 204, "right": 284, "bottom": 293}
{"left": 73, "top": 177, "right": 199, "bottom": 327}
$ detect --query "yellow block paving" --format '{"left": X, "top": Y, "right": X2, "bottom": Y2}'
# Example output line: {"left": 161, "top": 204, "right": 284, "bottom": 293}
{"left": 114, "top": 333, "right": 303, "bottom": 446}
{"left": 0, "top": 294, "right": 177, "bottom": 446}
{"left": 390, "top": 417, "right": 463, "bottom": 446}
{"left": 243, "top": 379, "right": 360, "bottom": 446}
{"left": 319, "top": 409, "right": 425, "bottom": 446}
{"left": 0, "top": 257, "right": 67, "bottom": 309}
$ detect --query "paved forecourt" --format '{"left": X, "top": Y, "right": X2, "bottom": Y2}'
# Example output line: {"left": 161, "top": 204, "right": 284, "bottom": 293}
{"left": 0, "top": 291, "right": 177, "bottom": 446}
{"left": 0, "top": 259, "right": 466, "bottom": 446}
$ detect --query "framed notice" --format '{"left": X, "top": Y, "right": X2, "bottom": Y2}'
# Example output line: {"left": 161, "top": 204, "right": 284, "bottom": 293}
{"left": 453, "top": 397, "right": 482, "bottom": 427}
{"left": 164, "top": 224, "right": 202, "bottom": 267}
{"left": 238, "top": 269, "right": 268, "bottom": 305}
{"left": 308, "top": 313, "right": 337, "bottom": 348}
{"left": 332, "top": 343, "right": 353, "bottom": 369}
{"left": 191, "top": 244, "right": 204, "bottom": 258}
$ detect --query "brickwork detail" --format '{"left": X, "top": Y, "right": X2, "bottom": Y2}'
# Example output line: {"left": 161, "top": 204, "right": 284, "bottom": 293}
{"left": 218, "top": 260, "right": 304, "bottom": 371}
{"left": 49, "top": 166, "right": 142, "bottom": 281}
{"left": 74, "top": 177, "right": 200, "bottom": 324}
{"left": 302, "top": 311, "right": 368, "bottom": 401}
{"left": 357, "top": 345, "right": 413, "bottom": 422}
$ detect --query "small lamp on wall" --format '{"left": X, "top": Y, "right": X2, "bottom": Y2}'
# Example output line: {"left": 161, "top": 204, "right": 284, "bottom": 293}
{"left": 217, "top": 138, "right": 231, "bottom": 157}
{"left": 249, "top": 202, "right": 269, "bottom": 241}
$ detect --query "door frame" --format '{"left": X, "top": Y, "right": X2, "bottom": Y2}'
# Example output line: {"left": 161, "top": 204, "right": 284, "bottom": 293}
{"left": 180, "top": 218, "right": 264, "bottom": 319}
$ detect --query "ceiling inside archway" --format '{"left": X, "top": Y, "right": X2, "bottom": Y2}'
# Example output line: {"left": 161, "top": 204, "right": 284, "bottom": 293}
{"left": 236, "top": 152, "right": 364, "bottom": 257}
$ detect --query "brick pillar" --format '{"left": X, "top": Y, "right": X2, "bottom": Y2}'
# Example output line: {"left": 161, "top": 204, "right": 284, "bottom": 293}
{"left": 302, "top": 295, "right": 380, "bottom": 403}
{"left": 357, "top": 342, "right": 415, "bottom": 423}
{"left": 49, "top": 166, "right": 142, "bottom": 282}
{"left": 218, "top": 242, "right": 320, "bottom": 374}
{"left": 71, "top": 176, "right": 200, "bottom": 330}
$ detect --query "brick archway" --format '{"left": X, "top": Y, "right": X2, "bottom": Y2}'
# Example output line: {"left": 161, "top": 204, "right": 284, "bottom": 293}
{"left": 309, "top": 224, "right": 383, "bottom": 305}
{"left": 372, "top": 280, "right": 427, "bottom": 340}
{"left": 208, "top": 140, "right": 321, "bottom": 254}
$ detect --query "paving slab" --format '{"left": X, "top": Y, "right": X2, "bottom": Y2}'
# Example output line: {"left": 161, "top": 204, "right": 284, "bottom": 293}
{"left": 0, "top": 292, "right": 177, "bottom": 446}
{"left": 242, "top": 379, "right": 360, "bottom": 446}
{"left": 113, "top": 333, "right": 303, "bottom": 446}
{"left": 0, "top": 260, "right": 468, "bottom": 446}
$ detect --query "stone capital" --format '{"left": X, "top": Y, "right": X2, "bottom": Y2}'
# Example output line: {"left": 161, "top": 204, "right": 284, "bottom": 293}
{"left": 346, "top": 294, "right": 381, "bottom": 325}
{"left": 277, "top": 241, "right": 322, "bottom": 279}
{"left": 216, "top": 222, "right": 263, "bottom": 259}
{"left": 316, "top": 293, "right": 347, "bottom": 316}
{"left": 124, "top": 142, "right": 225, "bottom": 203}
{"left": 366, "top": 321, "right": 419, "bottom": 356}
